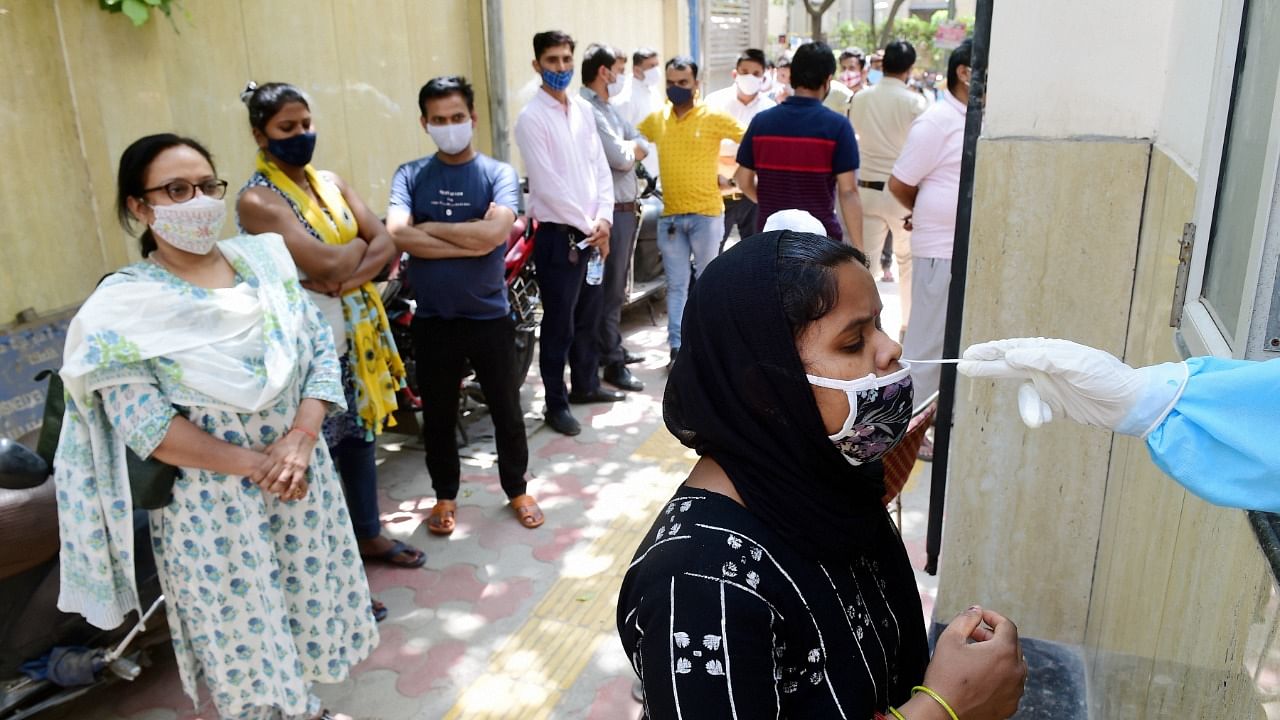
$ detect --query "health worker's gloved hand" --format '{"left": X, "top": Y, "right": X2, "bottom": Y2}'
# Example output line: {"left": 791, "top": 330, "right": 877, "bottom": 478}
{"left": 957, "top": 337, "right": 1188, "bottom": 437}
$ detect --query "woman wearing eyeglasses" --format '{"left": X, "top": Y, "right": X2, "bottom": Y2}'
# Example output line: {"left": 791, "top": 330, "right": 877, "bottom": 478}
{"left": 235, "top": 82, "right": 423, "bottom": 596}
{"left": 55, "top": 133, "right": 371, "bottom": 720}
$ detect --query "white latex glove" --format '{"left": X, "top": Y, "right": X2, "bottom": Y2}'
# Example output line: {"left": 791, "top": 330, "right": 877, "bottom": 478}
{"left": 957, "top": 337, "right": 1185, "bottom": 435}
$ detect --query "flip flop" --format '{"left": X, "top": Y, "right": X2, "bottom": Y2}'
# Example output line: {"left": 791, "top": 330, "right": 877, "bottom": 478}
{"left": 371, "top": 599, "right": 388, "bottom": 623}
{"left": 510, "top": 494, "right": 545, "bottom": 529}
{"left": 427, "top": 499, "right": 457, "bottom": 536}
{"left": 361, "top": 539, "right": 427, "bottom": 568}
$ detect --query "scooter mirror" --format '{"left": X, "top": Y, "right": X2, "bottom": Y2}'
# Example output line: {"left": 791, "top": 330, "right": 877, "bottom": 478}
{"left": 0, "top": 438, "right": 50, "bottom": 490}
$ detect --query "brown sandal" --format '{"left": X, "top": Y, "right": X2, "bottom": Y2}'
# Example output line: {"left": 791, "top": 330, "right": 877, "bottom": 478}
{"left": 509, "top": 494, "right": 545, "bottom": 529}
{"left": 427, "top": 499, "right": 457, "bottom": 536}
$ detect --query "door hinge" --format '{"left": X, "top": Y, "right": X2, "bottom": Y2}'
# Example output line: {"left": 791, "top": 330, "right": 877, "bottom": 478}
{"left": 1170, "top": 222, "right": 1196, "bottom": 328}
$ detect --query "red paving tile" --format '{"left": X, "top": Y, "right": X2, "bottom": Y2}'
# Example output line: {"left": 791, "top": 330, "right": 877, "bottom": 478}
{"left": 532, "top": 526, "right": 586, "bottom": 563}
{"left": 357, "top": 623, "right": 469, "bottom": 698}
{"left": 585, "top": 676, "right": 644, "bottom": 720}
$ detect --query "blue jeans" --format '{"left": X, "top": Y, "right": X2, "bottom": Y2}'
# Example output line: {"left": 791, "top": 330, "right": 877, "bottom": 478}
{"left": 657, "top": 213, "right": 724, "bottom": 350}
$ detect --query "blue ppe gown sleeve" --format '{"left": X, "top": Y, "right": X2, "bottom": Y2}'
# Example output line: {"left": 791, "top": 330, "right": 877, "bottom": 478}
{"left": 1145, "top": 357, "right": 1280, "bottom": 511}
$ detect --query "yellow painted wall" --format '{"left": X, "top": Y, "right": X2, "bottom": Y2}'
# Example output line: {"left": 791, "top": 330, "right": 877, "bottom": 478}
{"left": 1, "top": 0, "right": 478, "bottom": 323}
{"left": 2, "top": 0, "right": 683, "bottom": 325}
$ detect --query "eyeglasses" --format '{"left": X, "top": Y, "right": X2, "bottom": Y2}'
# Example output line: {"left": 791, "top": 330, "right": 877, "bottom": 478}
{"left": 141, "top": 179, "right": 229, "bottom": 203}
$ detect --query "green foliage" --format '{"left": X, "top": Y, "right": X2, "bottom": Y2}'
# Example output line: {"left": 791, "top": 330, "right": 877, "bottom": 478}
{"left": 833, "top": 10, "right": 974, "bottom": 71}
{"left": 97, "top": 0, "right": 178, "bottom": 28}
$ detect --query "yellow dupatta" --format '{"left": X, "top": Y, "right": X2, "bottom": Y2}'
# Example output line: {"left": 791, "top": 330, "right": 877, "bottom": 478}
{"left": 256, "top": 152, "right": 406, "bottom": 435}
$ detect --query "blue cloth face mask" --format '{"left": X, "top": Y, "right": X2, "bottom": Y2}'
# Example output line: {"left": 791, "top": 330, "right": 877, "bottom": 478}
{"left": 867, "top": 69, "right": 884, "bottom": 85}
{"left": 666, "top": 85, "right": 694, "bottom": 106}
{"left": 807, "top": 362, "right": 915, "bottom": 466}
{"left": 541, "top": 68, "right": 574, "bottom": 91}
{"left": 267, "top": 131, "right": 317, "bottom": 167}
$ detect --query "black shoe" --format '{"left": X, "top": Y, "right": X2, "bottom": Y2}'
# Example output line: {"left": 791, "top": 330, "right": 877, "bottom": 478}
{"left": 568, "top": 387, "right": 626, "bottom": 404}
{"left": 603, "top": 363, "right": 645, "bottom": 392}
{"left": 544, "top": 407, "right": 581, "bottom": 435}
{"left": 623, "top": 348, "right": 644, "bottom": 365}
{"left": 667, "top": 347, "right": 679, "bottom": 371}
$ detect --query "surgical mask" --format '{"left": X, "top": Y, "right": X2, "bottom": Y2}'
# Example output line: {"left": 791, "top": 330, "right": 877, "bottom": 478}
{"left": 541, "top": 68, "right": 574, "bottom": 91}
{"left": 807, "top": 362, "right": 914, "bottom": 466}
{"left": 867, "top": 69, "right": 884, "bottom": 85}
{"left": 642, "top": 66, "right": 662, "bottom": 88}
{"left": 149, "top": 194, "right": 227, "bottom": 255}
{"left": 427, "top": 121, "right": 473, "bottom": 155}
{"left": 735, "top": 74, "right": 763, "bottom": 96}
{"left": 607, "top": 72, "right": 627, "bottom": 97}
{"left": 267, "top": 131, "right": 317, "bottom": 167}
{"left": 840, "top": 70, "right": 861, "bottom": 87}
{"left": 666, "top": 85, "right": 693, "bottom": 106}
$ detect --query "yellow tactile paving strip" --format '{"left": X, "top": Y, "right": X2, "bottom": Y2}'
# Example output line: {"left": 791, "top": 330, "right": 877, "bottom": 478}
{"left": 442, "top": 429, "right": 698, "bottom": 719}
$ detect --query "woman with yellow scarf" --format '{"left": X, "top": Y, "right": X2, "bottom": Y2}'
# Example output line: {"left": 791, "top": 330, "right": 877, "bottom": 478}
{"left": 236, "top": 83, "right": 423, "bottom": 621}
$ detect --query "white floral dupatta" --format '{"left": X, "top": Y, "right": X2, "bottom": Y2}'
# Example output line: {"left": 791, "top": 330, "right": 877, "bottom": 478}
{"left": 54, "top": 234, "right": 310, "bottom": 629}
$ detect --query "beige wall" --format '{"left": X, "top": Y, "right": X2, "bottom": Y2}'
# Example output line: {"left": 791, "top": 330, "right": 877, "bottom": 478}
{"left": 939, "top": 107, "right": 1280, "bottom": 720}
{"left": 1, "top": 0, "right": 682, "bottom": 324}
{"left": 1082, "top": 146, "right": 1277, "bottom": 719}
{"left": 934, "top": 137, "right": 1150, "bottom": 642}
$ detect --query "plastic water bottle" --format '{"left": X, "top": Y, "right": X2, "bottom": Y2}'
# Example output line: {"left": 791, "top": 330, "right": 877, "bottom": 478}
{"left": 586, "top": 248, "right": 604, "bottom": 286}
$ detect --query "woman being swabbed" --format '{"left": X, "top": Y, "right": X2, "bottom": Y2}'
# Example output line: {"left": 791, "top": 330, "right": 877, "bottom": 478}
{"left": 618, "top": 213, "right": 1026, "bottom": 719}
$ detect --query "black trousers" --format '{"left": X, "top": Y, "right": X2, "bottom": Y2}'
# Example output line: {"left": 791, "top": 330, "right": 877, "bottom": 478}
{"left": 412, "top": 315, "right": 529, "bottom": 501}
{"left": 721, "top": 195, "right": 759, "bottom": 250}
{"left": 533, "top": 222, "right": 603, "bottom": 411}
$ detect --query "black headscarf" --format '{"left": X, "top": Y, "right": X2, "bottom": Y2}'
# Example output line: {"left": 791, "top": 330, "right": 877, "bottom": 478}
{"left": 665, "top": 230, "right": 895, "bottom": 561}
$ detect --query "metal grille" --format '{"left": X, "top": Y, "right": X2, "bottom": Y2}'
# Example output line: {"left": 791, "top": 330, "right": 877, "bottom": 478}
{"left": 704, "top": 0, "right": 753, "bottom": 95}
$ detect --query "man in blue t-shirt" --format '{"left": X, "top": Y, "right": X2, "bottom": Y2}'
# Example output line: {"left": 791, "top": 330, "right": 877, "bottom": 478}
{"left": 387, "top": 76, "right": 544, "bottom": 535}
{"left": 733, "top": 42, "right": 863, "bottom": 248}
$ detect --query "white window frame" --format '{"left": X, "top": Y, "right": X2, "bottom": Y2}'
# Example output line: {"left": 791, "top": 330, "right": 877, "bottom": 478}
{"left": 1181, "top": 0, "right": 1280, "bottom": 361}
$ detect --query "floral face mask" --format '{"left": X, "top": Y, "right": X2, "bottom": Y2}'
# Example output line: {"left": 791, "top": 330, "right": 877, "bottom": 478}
{"left": 807, "top": 362, "right": 915, "bottom": 466}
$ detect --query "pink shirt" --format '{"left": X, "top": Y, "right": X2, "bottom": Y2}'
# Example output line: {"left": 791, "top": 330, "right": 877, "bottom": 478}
{"left": 514, "top": 88, "right": 614, "bottom": 235}
{"left": 891, "top": 90, "right": 967, "bottom": 260}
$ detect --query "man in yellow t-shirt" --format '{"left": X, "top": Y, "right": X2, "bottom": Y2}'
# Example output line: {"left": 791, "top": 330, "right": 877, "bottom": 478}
{"left": 637, "top": 56, "right": 744, "bottom": 367}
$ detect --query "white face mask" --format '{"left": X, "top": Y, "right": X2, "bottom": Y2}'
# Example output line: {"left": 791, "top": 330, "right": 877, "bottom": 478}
{"left": 642, "top": 66, "right": 662, "bottom": 88}
{"left": 427, "top": 121, "right": 473, "bottom": 155}
{"left": 149, "top": 194, "right": 226, "bottom": 255}
{"left": 807, "top": 362, "right": 915, "bottom": 466}
{"left": 735, "top": 74, "right": 763, "bottom": 96}
{"left": 607, "top": 71, "right": 627, "bottom": 98}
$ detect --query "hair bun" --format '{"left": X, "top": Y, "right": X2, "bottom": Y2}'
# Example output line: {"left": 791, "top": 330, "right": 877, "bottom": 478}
{"left": 239, "top": 81, "right": 258, "bottom": 105}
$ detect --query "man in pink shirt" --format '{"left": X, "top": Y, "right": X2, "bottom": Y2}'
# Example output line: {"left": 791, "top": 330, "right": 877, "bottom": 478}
{"left": 889, "top": 39, "right": 972, "bottom": 458}
{"left": 514, "top": 30, "right": 620, "bottom": 437}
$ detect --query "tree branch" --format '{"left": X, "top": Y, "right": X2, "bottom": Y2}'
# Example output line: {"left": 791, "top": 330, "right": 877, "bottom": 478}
{"left": 877, "top": 0, "right": 910, "bottom": 47}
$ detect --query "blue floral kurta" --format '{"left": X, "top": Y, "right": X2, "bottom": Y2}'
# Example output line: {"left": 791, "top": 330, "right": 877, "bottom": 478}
{"left": 84, "top": 250, "right": 377, "bottom": 718}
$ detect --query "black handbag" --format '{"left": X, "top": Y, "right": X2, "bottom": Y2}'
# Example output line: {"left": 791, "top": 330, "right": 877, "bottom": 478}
{"left": 35, "top": 369, "right": 178, "bottom": 510}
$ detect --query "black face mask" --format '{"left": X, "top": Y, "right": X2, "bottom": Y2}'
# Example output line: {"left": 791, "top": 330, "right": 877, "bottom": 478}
{"left": 267, "top": 131, "right": 317, "bottom": 167}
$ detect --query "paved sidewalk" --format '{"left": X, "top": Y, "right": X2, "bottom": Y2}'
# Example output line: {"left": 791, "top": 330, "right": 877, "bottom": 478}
{"left": 52, "top": 279, "right": 937, "bottom": 720}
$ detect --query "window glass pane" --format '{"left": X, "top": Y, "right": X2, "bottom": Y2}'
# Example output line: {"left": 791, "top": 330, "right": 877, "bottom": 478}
{"left": 1203, "top": 0, "right": 1280, "bottom": 343}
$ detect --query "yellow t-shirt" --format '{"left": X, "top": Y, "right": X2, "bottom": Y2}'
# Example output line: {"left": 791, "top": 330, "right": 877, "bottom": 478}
{"left": 638, "top": 103, "right": 745, "bottom": 217}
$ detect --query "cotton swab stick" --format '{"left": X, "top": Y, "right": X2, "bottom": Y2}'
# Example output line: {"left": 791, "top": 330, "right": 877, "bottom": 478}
{"left": 901, "top": 358, "right": 963, "bottom": 364}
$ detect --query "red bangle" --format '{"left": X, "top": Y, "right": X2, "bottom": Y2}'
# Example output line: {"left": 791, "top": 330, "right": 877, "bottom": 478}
{"left": 290, "top": 425, "right": 319, "bottom": 442}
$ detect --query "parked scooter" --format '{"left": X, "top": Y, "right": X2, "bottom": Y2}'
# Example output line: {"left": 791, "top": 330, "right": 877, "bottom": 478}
{"left": 629, "top": 164, "right": 666, "bottom": 313}
{"left": 0, "top": 431, "right": 167, "bottom": 720}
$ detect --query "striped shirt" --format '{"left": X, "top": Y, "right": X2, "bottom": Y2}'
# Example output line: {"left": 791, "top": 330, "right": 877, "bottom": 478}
{"left": 736, "top": 96, "right": 860, "bottom": 239}
{"left": 618, "top": 486, "right": 928, "bottom": 719}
